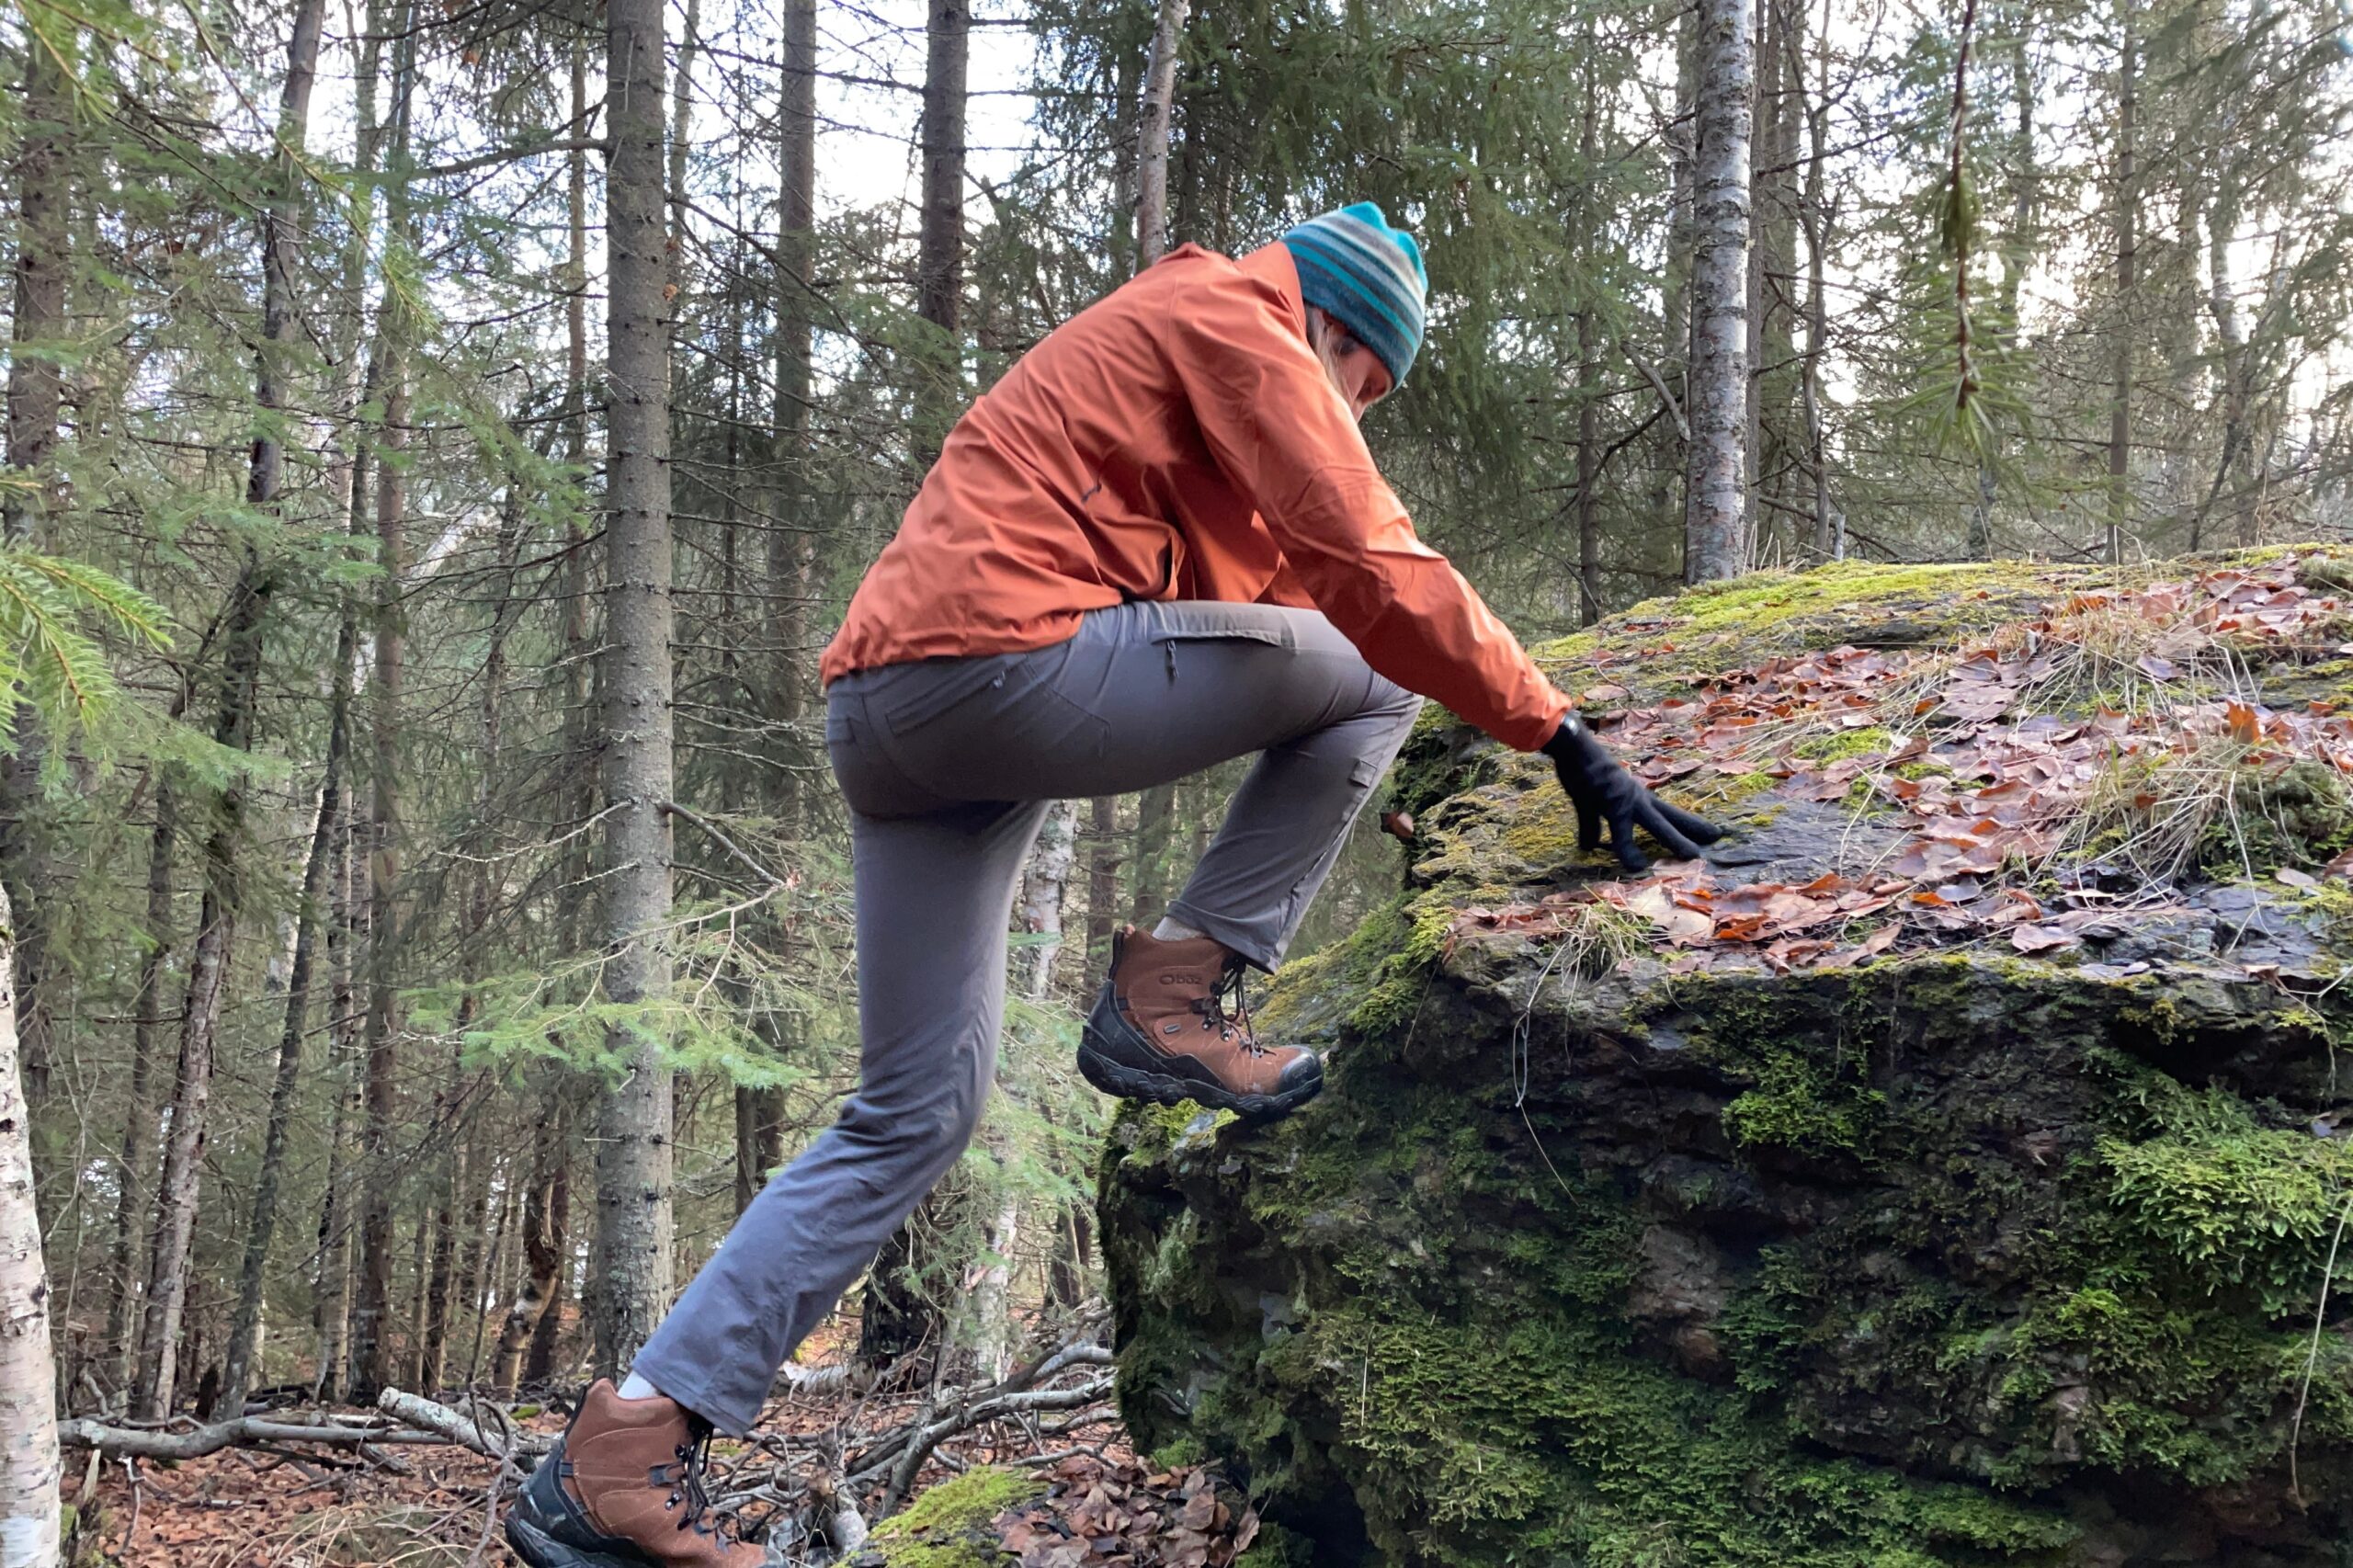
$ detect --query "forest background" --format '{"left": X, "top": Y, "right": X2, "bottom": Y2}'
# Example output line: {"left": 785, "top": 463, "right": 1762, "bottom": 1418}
{"left": 2, "top": 0, "right": 2352, "bottom": 1491}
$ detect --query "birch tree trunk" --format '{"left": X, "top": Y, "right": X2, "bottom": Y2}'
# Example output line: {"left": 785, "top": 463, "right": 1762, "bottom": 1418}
{"left": 1134, "top": 0, "right": 1190, "bottom": 269}
{"left": 1683, "top": 0, "right": 1756, "bottom": 583}
{"left": 1012, "top": 802, "right": 1078, "bottom": 1001}
{"left": 592, "top": 0, "right": 678, "bottom": 1378}
{"left": 0, "top": 884, "right": 59, "bottom": 1567}
{"left": 1126, "top": 0, "right": 1191, "bottom": 916}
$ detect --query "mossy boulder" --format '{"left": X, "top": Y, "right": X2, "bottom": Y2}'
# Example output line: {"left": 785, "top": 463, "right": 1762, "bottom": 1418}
{"left": 865, "top": 1468, "right": 1042, "bottom": 1567}
{"left": 1101, "top": 551, "right": 2353, "bottom": 1566}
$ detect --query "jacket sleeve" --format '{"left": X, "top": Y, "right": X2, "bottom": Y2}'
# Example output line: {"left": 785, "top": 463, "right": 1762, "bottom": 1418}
{"left": 1165, "top": 264, "right": 1571, "bottom": 752}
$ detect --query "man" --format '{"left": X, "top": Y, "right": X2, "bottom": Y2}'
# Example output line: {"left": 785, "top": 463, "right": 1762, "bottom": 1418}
{"left": 506, "top": 203, "right": 1719, "bottom": 1568}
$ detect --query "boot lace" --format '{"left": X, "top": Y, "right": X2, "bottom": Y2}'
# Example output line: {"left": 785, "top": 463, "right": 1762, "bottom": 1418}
{"left": 660, "top": 1421, "right": 745, "bottom": 1545}
{"left": 1189, "top": 961, "right": 1263, "bottom": 1055}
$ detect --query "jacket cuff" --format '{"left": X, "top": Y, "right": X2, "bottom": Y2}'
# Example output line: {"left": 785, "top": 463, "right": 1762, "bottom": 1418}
{"left": 1495, "top": 687, "right": 1574, "bottom": 754}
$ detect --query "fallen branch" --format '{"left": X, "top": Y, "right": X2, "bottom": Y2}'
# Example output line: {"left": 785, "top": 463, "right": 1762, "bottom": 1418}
{"left": 860, "top": 1377, "right": 1117, "bottom": 1515}
{"left": 376, "top": 1388, "right": 553, "bottom": 1466}
{"left": 58, "top": 1415, "right": 450, "bottom": 1460}
{"left": 59, "top": 1390, "right": 553, "bottom": 1467}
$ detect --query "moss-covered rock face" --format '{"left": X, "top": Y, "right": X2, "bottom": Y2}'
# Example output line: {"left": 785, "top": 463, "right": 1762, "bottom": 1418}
{"left": 1102, "top": 551, "right": 2353, "bottom": 1566}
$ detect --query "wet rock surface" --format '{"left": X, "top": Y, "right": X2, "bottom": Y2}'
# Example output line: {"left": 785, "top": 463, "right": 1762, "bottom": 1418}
{"left": 1100, "top": 555, "right": 2353, "bottom": 1566}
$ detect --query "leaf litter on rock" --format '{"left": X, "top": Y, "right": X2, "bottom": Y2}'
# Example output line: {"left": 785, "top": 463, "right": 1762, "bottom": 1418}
{"left": 1463, "top": 556, "right": 2353, "bottom": 978}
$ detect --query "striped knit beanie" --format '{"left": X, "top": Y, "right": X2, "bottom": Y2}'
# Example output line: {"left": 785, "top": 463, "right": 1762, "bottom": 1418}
{"left": 1279, "top": 202, "right": 1428, "bottom": 387}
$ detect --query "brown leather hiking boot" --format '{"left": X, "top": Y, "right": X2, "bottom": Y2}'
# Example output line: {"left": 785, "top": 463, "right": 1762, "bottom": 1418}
{"left": 505, "top": 1381, "right": 782, "bottom": 1568}
{"left": 1078, "top": 926, "right": 1323, "bottom": 1119}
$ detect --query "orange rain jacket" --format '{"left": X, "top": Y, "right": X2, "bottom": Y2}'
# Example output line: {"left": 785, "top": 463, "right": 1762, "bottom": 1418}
{"left": 819, "top": 241, "right": 1572, "bottom": 753}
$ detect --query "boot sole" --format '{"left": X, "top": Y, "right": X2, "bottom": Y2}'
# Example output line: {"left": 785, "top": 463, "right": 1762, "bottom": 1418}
{"left": 1078, "top": 1028, "right": 1322, "bottom": 1121}
{"left": 505, "top": 1511, "right": 621, "bottom": 1568}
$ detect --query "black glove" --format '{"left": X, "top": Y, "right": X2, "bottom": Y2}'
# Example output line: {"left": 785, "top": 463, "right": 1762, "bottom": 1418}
{"left": 1542, "top": 715, "right": 1724, "bottom": 873}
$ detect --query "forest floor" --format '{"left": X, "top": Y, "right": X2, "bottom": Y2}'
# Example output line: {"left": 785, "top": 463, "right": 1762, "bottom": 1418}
{"left": 68, "top": 1325, "right": 1258, "bottom": 1568}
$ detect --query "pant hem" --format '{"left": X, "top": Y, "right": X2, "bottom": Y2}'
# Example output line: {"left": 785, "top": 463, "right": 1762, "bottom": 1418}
{"left": 628, "top": 1351, "right": 757, "bottom": 1438}
{"left": 1165, "top": 899, "right": 1280, "bottom": 972}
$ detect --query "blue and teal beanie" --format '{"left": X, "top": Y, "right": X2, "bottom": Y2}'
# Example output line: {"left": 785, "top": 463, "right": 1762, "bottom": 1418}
{"left": 1279, "top": 202, "right": 1428, "bottom": 387}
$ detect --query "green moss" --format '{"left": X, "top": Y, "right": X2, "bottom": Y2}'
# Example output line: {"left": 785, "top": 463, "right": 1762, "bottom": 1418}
{"left": 1695, "top": 767, "right": 1785, "bottom": 811}
{"left": 2200, "top": 757, "right": 2353, "bottom": 874}
{"left": 870, "top": 1468, "right": 1043, "bottom": 1568}
{"left": 2099, "top": 1083, "right": 2353, "bottom": 1315}
{"left": 2297, "top": 552, "right": 2353, "bottom": 594}
{"left": 1791, "top": 725, "right": 1895, "bottom": 763}
{"left": 1267, "top": 1302, "right": 2075, "bottom": 1566}
{"left": 1642, "top": 561, "right": 2057, "bottom": 636}
{"left": 1723, "top": 1053, "right": 1886, "bottom": 1159}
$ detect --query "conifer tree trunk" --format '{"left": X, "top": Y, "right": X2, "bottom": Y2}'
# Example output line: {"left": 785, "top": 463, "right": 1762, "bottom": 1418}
{"left": 349, "top": 0, "right": 419, "bottom": 1403}
{"left": 207, "top": 0, "right": 330, "bottom": 1415}
{"left": 2105, "top": 0, "right": 2137, "bottom": 563}
{"left": 521, "top": 44, "right": 593, "bottom": 1392}
{"left": 0, "top": 16, "right": 75, "bottom": 1145}
{"left": 1574, "top": 45, "right": 1602, "bottom": 625}
{"left": 310, "top": 815, "right": 358, "bottom": 1399}
{"left": 592, "top": 0, "right": 677, "bottom": 1378}
{"left": 1802, "top": 23, "right": 1837, "bottom": 562}
{"left": 916, "top": 0, "right": 968, "bottom": 343}
{"left": 523, "top": 1154, "right": 572, "bottom": 1383}
{"left": 3, "top": 40, "right": 66, "bottom": 548}
{"left": 1654, "top": 1, "right": 1699, "bottom": 537}
{"left": 417, "top": 1117, "right": 462, "bottom": 1392}
{"left": 1743, "top": 0, "right": 1799, "bottom": 563}
{"left": 1683, "top": 0, "right": 1756, "bottom": 582}
{"left": 2196, "top": 153, "right": 2248, "bottom": 550}
{"left": 105, "top": 774, "right": 176, "bottom": 1392}
{"left": 1082, "top": 798, "right": 1121, "bottom": 976}
{"left": 216, "top": 613, "right": 348, "bottom": 1416}
{"left": 130, "top": 0, "right": 328, "bottom": 1400}
{"left": 135, "top": 557, "right": 268, "bottom": 1420}
{"left": 736, "top": 0, "right": 817, "bottom": 1212}
{"left": 494, "top": 1092, "right": 570, "bottom": 1393}
{"left": 864, "top": 0, "right": 971, "bottom": 1372}
{"left": 0, "top": 884, "right": 59, "bottom": 1568}
{"left": 1968, "top": 36, "right": 2033, "bottom": 561}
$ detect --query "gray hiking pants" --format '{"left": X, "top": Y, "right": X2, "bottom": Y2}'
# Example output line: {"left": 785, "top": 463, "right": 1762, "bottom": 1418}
{"left": 631, "top": 600, "right": 1420, "bottom": 1433}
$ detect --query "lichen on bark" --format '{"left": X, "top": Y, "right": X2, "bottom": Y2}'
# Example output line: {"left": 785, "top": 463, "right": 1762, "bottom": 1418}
{"left": 1102, "top": 550, "right": 2353, "bottom": 1565}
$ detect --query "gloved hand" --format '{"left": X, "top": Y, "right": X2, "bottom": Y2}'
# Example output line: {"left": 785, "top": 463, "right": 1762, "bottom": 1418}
{"left": 1542, "top": 714, "right": 1723, "bottom": 873}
